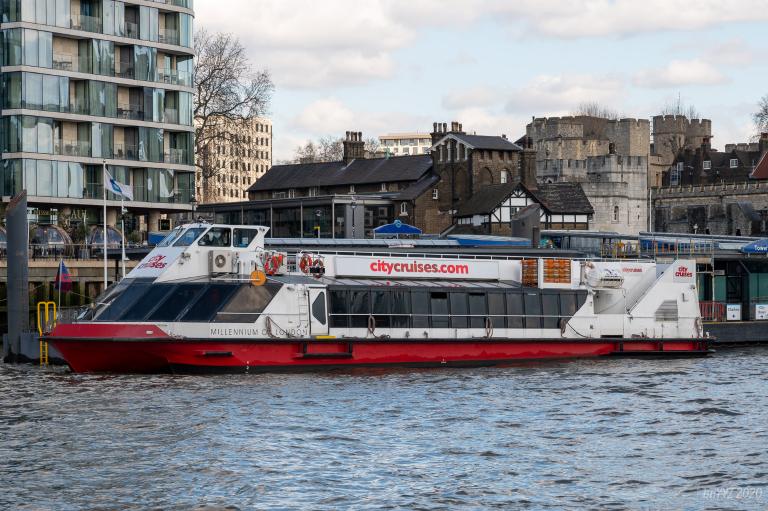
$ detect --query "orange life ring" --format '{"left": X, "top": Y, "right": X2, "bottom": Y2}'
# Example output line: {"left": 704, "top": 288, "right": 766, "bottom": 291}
{"left": 264, "top": 255, "right": 280, "bottom": 275}
{"left": 299, "top": 254, "right": 313, "bottom": 273}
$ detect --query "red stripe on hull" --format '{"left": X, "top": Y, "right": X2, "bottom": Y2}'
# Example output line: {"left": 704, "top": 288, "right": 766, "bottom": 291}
{"left": 49, "top": 338, "right": 709, "bottom": 374}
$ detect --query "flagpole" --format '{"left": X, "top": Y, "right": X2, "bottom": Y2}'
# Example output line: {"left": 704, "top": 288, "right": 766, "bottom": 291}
{"left": 103, "top": 160, "right": 108, "bottom": 290}
{"left": 121, "top": 196, "right": 126, "bottom": 279}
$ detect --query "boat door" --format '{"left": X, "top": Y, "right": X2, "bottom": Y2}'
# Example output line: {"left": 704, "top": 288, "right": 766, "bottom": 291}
{"left": 308, "top": 287, "right": 329, "bottom": 335}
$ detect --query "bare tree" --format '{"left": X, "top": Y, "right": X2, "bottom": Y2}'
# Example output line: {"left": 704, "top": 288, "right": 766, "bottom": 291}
{"left": 753, "top": 94, "right": 768, "bottom": 135}
{"left": 194, "top": 29, "right": 274, "bottom": 202}
{"left": 364, "top": 137, "right": 380, "bottom": 156}
{"left": 660, "top": 95, "right": 700, "bottom": 119}
{"left": 292, "top": 136, "right": 343, "bottom": 163}
{"left": 572, "top": 102, "right": 620, "bottom": 120}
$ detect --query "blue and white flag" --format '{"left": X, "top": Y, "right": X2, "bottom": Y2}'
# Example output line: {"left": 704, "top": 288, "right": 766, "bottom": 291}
{"left": 104, "top": 168, "right": 133, "bottom": 200}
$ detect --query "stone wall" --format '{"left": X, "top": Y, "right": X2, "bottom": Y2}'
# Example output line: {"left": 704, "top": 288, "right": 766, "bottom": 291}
{"left": 651, "top": 115, "right": 712, "bottom": 166}
{"left": 653, "top": 182, "right": 768, "bottom": 235}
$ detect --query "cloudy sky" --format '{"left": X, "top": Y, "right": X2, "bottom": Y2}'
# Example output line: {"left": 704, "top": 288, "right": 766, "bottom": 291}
{"left": 196, "top": 0, "right": 768, "bottom": 161}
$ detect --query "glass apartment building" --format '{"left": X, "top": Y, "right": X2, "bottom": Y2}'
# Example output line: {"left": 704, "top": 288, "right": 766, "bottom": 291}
{"left": 0, "top": 0, "right": 194, "bottom": 235}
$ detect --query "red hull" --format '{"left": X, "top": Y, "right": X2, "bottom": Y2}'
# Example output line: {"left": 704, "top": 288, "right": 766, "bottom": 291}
{"left": 48, "top": 336, "right": 710, "bottom": 374}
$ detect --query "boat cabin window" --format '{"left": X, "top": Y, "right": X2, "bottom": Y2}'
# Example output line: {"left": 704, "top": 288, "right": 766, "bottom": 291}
{"left": 120, "top": 284, "right": 176, "bottom": 321}
{"left": 197, "top": 227, "right": 232, "bottom": 247}
{"left": 215, "top": 284, "right": 280, "bottom": 323}
{"left": 488, "top": 292, "right": 505, "bottom": 329}
{"left": 96, "top": 281, "right": 153, "bottom": 321}
{"left": 505, "top": 292, "right": 522, "bottom": 328}
{"left": 430, "top": 292, "right": 449, "bottom": 328}
{"left": 233, "top": 228, "right": 261, "bottom": 248}
{"left": 311, "top": 292, "right": 327, "bottom": 326}
{"left": 524, "top": 292, "right": 542, "bottom": 328}
{"left": 325, "top": 286, "right": 586, "bottom": 331}
{"left": 468, "top": 293, "right": 487, "bottom": 328}
{"left": 449, "top": 292, "right": 468, "bottom": 329}
{"left": 157, "top": 226, "right": 185, "bottom": 247}
{"left": 182, "top": 283, "right": 239, "bottom": 322}
{"left": 147, "top": 284, "right": 206, "bottom": 321}
{"left": 173, "top": 227, "right": 208, "bottom": 247}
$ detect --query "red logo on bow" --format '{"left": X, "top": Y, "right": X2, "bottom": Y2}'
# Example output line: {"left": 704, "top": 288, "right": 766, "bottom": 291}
{"left": 139, "top": 255, "right": 168, "bottom": 269}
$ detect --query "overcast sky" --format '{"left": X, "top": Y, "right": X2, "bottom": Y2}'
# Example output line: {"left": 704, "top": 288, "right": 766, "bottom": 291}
{"left": 195, "top": 0, "right": 768, "bottom": 161}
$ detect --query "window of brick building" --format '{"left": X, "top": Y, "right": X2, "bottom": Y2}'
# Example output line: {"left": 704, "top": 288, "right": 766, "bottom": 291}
{"left": 730, "top": 158, "right": 739, "bottom": 168}
{"left": 703, "top": 160, "right": 711, "bottom": 170}
{"left": 432, "top": 188, "right": 439, "bottom": 200}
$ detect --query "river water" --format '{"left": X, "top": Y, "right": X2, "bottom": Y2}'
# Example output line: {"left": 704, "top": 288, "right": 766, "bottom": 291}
{"left": 1, "top": 348, "right": 767, "bottom": 510}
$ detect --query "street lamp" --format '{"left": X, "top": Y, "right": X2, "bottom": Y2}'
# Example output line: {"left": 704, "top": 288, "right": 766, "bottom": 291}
{"left": 350, "top": 200, "right": 357, "bottom": 239}
{"left": 189, "top": 196, "right": 198, "bottom": 222}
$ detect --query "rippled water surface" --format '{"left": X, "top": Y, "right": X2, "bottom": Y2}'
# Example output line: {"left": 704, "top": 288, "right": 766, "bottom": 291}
{"left": 2, "top": 349, "right": 768, "bottom": 510}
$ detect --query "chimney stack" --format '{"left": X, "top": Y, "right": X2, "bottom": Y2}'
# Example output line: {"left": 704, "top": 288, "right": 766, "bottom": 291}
{"left": 343, "top": 130, "right": 365, "bottom": 164}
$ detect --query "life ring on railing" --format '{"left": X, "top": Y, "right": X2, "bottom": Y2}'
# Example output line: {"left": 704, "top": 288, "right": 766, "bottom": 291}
{"left": 299, "top": 254, "right": 313, "bottom": 273}
{"left": 264, "top": 255, "right": 280, "bottom": 276}
{"left": 311, "top": 258, "right": 324, "bottom": 278}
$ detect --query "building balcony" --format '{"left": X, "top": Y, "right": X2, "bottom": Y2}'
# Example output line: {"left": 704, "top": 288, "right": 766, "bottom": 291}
{"left": 114, "top": 143, "right": 139, "bottom": 160}
{"left": 55, "top": 140, "right": 91, "bottom": 157}
{"left": 125, "top": 22, "right": 139, "bottom": 39}
{"left": 117, "top": 103, "right": 144, "bottom": 120}
{"left": 164, "top": 148, "right": 187, "bottom": 164}
{"left": 157, "top": 68, "right": 192, "bottom": 87}
{"left": 70, "top": 14, "right": 102, "bottom": 33}
{"left": 52, "top": 54, "right": 78, "bottom": 71}
{"left": 164, "top": 108, "right": 179, "bottom": 124}
{"left": 158, "top": 28, "right": 180, "bottom": 46}
{"left": 116, "top": 64, "right": 135, "bottom": 80}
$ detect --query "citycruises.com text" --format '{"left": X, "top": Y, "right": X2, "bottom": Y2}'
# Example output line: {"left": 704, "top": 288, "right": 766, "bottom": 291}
{"left": 369, "top": 260, "right": 470, "bottom": 275}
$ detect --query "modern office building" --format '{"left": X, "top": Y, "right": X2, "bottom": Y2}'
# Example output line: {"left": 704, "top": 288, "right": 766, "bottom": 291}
{"left": 378, "top": 132, "right": 431, "bottom": 156}
{"left": 196, "top": 116, "right": 272, "bottom": 203}
{"left": 0, "top": 0, "right": 195, "bottom": 237}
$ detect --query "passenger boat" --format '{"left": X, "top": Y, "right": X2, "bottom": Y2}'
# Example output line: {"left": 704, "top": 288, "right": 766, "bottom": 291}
{"left": 46, "top": 223, "right": 711, "bottom": 373}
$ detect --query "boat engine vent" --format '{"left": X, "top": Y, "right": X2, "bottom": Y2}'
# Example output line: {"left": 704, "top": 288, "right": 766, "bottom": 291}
{"left": 654, "top": 300, "right": 679, "bottom": 321}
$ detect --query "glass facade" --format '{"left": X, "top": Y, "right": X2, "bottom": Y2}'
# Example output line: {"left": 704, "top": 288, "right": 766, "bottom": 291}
{"left": 0, "top": 0, "right": 195, "bottom": 237}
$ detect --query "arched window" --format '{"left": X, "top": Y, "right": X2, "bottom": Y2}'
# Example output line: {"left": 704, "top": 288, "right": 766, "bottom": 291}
{"left": 613, "top": 206, "right": 619, "bottom": 222}
{"left": 501, "top": 170, "right": 509, "bottom": 184}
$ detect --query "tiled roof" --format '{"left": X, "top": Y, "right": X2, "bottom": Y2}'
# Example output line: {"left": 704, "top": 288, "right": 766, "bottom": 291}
{"left": 456, "top": 183, "right": 517, "bottom": 216}
{"left": 525, "top": 182, "right": 594, "bottom": 215}
{"left": 396, "top": 173, "right": 440, "bottom": 201}
{"left": 750, "top": 152, "right": 768, "bottom": 179}
{"left": 248, "top": 155, "right": 432, "bottom": 192}
{"left": 452, "top": 134, "right": 523, "bottom": 151}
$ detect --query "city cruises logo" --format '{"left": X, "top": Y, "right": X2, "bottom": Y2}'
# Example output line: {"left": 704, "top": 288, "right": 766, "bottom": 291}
{"left": 138, "top": 255, "right": 169, "bottom": 270}
{"left": 334, "top": 256, "right": 500, "bottom": 280}
{"left": 674, "top": 265, "right": 693, "bottom": 280}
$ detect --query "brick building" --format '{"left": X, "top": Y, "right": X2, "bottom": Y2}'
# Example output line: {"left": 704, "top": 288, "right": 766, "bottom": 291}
{"left": 201, "top": 124, "right": 594, "bottom": 238}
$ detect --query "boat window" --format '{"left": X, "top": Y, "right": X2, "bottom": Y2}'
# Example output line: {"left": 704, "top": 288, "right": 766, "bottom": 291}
{"left": 197, "top": 227, "right": 232, "bottom": 247}
{"left": 449, "top": 292, "right": 468, "bottom": 329}
{"left": 391, "top": 290, "right": 410, "bottom": 328}
{"left": 233, "top": 228, "right": 261, "bottom": 248}
{"left": 85, "top": 278, "right": 132, "bottom": 319}
{"left": 157, "top": 226, "right": 184, "bottom": 247}
{"left": 488, "top": 292, "right": 505, "bottom": 329}
{"left": 173, "top": 227, "right": 208, "bottom": 247}
{"left": 96, "top": 281, "right": 153, "bottom": 321}
{"left": 506, "top": 292, "right": 524, "bottom": 328}
{"left": 575, "top": 290, "right": 587, "bottom": 310}
{"left": 147, "top": 283, "right": 206, "bottom": 321}
{"left": 468, "top": 292, "right": 487, "bottom": 329}
{"left": 541, "top": 293, "right": 560, "bottom": 329}
{"left": 349, "top": 290, "right": 370, "bottom": 328}
{"left": 182, "top": 284, "right": 240, "bottom": 322}
{"left": 411, "top": 291, "right": 429, "bottom": 328}
{"left": 312, "top": 292, "right": 327, "bottom": 326}
{"left": 560, "top": 292, "right": 578, "bottom": 322}
{"left": 329, "top": 290, "right": 349, "bottom": 328}
{"left": 430, "top": 292, "right": 449, "bottom": 328}
{"left": 524, "top": 291, "right": 542, "bottom": 328}
{"left": 120, "top": 284, "right": 175, "bottom": 321}
{"left": 215, "top": 283, "right": 280, "bottom": 323}
{"left": 372, "top": 290, "right": 391, "bottom": 328}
